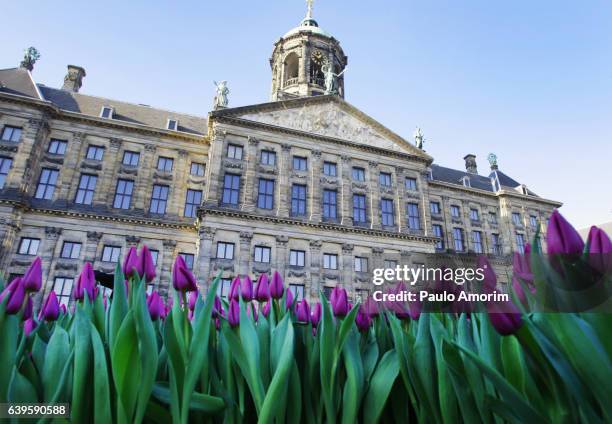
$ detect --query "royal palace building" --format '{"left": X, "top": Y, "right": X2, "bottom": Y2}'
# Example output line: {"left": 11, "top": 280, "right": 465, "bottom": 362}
{"left": 0, "top": 7, "right": 562, "bottom": 307}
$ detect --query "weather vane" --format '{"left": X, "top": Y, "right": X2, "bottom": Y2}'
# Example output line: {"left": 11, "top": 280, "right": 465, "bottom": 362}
{"left": 306, "top": 0, "right": 314, "bottom": 19}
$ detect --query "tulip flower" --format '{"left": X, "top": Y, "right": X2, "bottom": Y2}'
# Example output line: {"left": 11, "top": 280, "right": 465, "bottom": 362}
{"left": 270, "top": 271, "right": 284, "bottom": 299}
{"left": 363, "top": 296, "right": 380, "bottom": 317}
{"left": 261, "top": 300, "right": 271, "bottom": 317}
{"left": 586, "top": 226, "right": 612, "bottom": 274}
{"left": 60, "top": 304, "right": 67, "bottom": 315}
{"left": 254, "top": 273, "right": 270, "bottom": 302}
{"left": 172, "top": 255, "right": 197, "bottom": 292}
{"left": 215, "top": 318, "right": 221, "bottom": 330}
{"left": 247, "top": 303, "right": 258, "bottom": 322}
{"left": 477, "top": 255, "right": 498, "bottom": 294}
{"left": 408, "top": 297, "right": 422, "bottom": 320}
{"left": 285, "top": 288, "right": 294, "bottom": 310}
{"left": 228, "top": 299, "right": 240, "bottom": 327}
{"left": 74, "top": 262, "right": 97, "bottom": 301}
{"left": 140, "top": 245, "right": 157, "bottom": 283}
{"left": 547, "top": 209, "right": 585, "bottom": 256}
{"left": 241, "top": 276, "right": 253, "bottom": 302}
{"left": 355, "top": 307, "right": 372, "bottom": 332}
{"left": 147, "top": 291, "right": 165, "bottom": 321}
{"left": 512, "top": 246, "right": 535, "bottom": 305}
{"left": 22, "top": 257, "right": 42, "bottom": 292}
{"left": 188, "top": 290, "right": 199, "bottom": 311}
{"left": 39, "top": 291, "right": 60, "bottom": 321}
{"left": 24, "top": 318, "right": 37, "bottom": 337}
{"left": 310, "top": 302, "right": 322, "bottom": 327}
{"left": 0, "top": 277, "right": 26, "bottom": 315}
{"left": 212, "top": 295, "right": 223, "bottom": 318}
{"left": 123, "top": 246, "right": 140, "bottom": 279}
{"left": 229, "top": 276, "right": 241, "bottom": 301}
{"left": 330, "top": 286, "right": 349, "bottom": 317}
{"left": 23, "top": 296, "right": 33, "bottom": 320}
{"left": 487, "top": 301, "right": 523, "bottom": 335}
{"left": 296, "top": 299, "right": 310, "bottom": 322}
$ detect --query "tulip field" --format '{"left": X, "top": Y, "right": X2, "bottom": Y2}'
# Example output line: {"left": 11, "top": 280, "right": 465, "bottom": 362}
{"left": 0, "top": 210, "right": 610, "bottom": 423}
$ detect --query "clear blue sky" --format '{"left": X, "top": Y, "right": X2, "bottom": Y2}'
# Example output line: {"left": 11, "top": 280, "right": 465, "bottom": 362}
{"left": 3, "top": 0, "right": 611, "bottom": 229}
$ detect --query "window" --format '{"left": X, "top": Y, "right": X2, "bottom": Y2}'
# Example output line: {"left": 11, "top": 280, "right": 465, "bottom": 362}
{"left": 218, "top": 278, "right": 232, "bottom": 298}
{"left": 75, "top": 174, "right": 97, "bottom": 205}
{"left": 227, "top": 144, "right": 243, "bottom": 160}
{"left": 354, "top": 256, "right": 368, "bottom": 272}
{"left": 323, "top": 286, "right": 334, "bottom": 300}
{"left": 381, "top": 199, "right": 395, "bottom": 226}
{"left": 0, "top": 157, "right": 12, "bottom": 189}
{"left": 149, "top": 184, "right": 169, "bottom": 214}
{"left": 469, "top": 208, "right": 480, "bottom": 221}
{"left": 489, "top": 212, "right": 498, "bottom": 225}
{"left": 257, "top": 178, "right": 275, "bottom": 209}
{"left": 289, "top": 284, "right": 305, "bottom": 302}
{"left": 222, "top": 174, "right": 240, "bottom": 206}
{"left": 355, "top": 288, "right": 370, "bottom": 303}
{"left": 462, "top": 176, "right": 471, "bottom": 187}
{"left": 122, "top": 151, "right": 140, "bottom": 166}
{"left": 407, "top": 202, "right": 420, "bottom": 230}
{"left": 323, "top": 189, "right": 337, "bottom": 219}
{"left": 323, "top": 253, "right": 338, "bottom": 270}
{"left": 149, "top": 250, "right": 159, "bottom": 266}
{"left": 353, "top": 194, "right": 367, "bottom": 224}
{"left": 86, "top": 145, "right": 104, "bottom": 161}
{"left": 100, "top": 106, "right": 113, "bottom": 118}
{"left": 60, "top": 241, "right": 81, "bottom": 259}
{"left": 432, "top": 224, "right": 444, "bottom": 250}
{"left": 384, "top": 260, "right": 397, "bottom": 270}
{"left": 430, "top": 201, "right": 441, "bottom": 215}
{"left": 167, "top": 119, "right": 178, "bottom": 131}
{"left": 512, "top": 212, "right": 522, "bottom": 226}
{"left": 352, "top": 167, "right": 365, "bottom": 182}
{"left": 48, "top": 139, "right": 67, "bottom": 155}
{"left": 190, "top": 162, "right": 205, "bottom": 176}
{"left": 102, "top": 245, "right": 121, "bottom": 262}
{"left": 289, "top": 250, "right": 305, "bottom": 267}
{"left": 113, "top": 179, "right": 134, "bottom": 209}
{"left": 216, "top": 242, "right": 234, "bottom": 260}
{"left": 492, "top": 234, "right": 502, "bottom": 255}
{"left": 323, "top": 161, "right": 337, "bottom": 177}
{"left": 35, "top": 168, "right": 59, "bottom": 200}
{"left": 53, "top": 277, "right": 74, "bottom": 306}
{"left": 450, "top": 205, "right": 461, "bottom": 218}
{"left": 254, "top": 246, "right": 271, "bottom": 263}
{"left": 405, "top": 177, "right": 417, "bottom": 191}
{"left": 157, "top": 157, "right": 174, "bottom": 172}
{"left": 453, "top": 228, "right": 464, "bottom": 252}
{"left": 293, "top": 156, "right": 307, "bottom": 171}
{"left": 179, "top": 253, "right": 195, "bottom": 270}
{"left": 260, "top": 150, "right": 276, "bottom": 166}
{"left": 472, "top": 231, "right": 483, "bottom": 253}
{"left": 291, "top": 184, "right": 307, "bottom": 216}
{"left": 18, "top": 238, "right": 40, "bottom": 255}
{"left": 1, "top": 126, "right": 22, "bottom": 142}
{"left": 184, "top": 189, "right": 202, "bottom": 217}
{"left": 530, "top": 215, "right": 538, "bottom": 229}
{"left": 379, "top": 172, "right": 392, "bottom": 187}
{"left": 516, "top": 233, "right": 526, "bottom": 254}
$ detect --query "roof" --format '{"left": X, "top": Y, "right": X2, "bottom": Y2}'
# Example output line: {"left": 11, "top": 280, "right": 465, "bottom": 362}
{"left": 430, "top": 164, "right": 537, "bottom": 196}
{"left": 0, "top": 67, "right": 207, "bottom": 135}
{"left": 283, "top": 18, "right": 331, "bottom": 38}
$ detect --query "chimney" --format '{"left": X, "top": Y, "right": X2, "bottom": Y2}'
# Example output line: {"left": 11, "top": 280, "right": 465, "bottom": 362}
{"left": 463, "top": 154, "right": 478, "bottom": 174}
{"left": 62, "top": 65, "right": 86, "bottom": 93}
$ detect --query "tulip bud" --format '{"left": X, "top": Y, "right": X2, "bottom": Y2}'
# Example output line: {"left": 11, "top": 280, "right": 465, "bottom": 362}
{"left": 487, "top": 301, "right": 523, "bottom": 335}
{"left": 147, "top": 291, "right": 165, "bottom": 321}
{"left": 296, "top": 299, "right": 310, "bottom": 322}
{"left": 24, "top": 318, "right": 37, "bottom": 337}
{"left": 60, "top": 304, "right": 67, "bottom": 315}
{"left": 241, "top": 276, "right": 253, "bottom": 302}
{"left": 212, "top": 295, "right": 223, "bottom": 318}
{"left": 477, "top": 255, "right": 497, "bottom": 294}
{"left": 285, "top": 288, "right": 294, "bottom": 310}
{"left": 22, "top": 257, "right": 42, "bottom": 292}
{"left": 40, "top": 291, "right": 60, "bottom": 321}
{"left": 512, "top": 247, "right": 535, "bottom": 305}
{"left": 228, "top": 299, "right": 240, "bottom": 327}
{"left": 355, "top": 307, "right": 372, "bottom": 332}
{"left": 172, "top": 255, "right": 197, "bottom": 292}
{"left": 215, "top": 318, "right": 221, "bottom": 330}
{"left": 330, "top": 286, "right": 349, "bottom": 317}
{"left": 247, "top": 303, "right": 258, "bottom": 322}
{"left": 74, "top": 262, "right": 96, "bottom": 301}
{"left": 23, "top": 296, "right": 33, "bottom": 320}
{"left": 0, "top": 277, "right": 26, "bottom": 315}
{"left": 547, "top": 209, "right": 584, "bottom": 256}
{"left": 254, "top": 273, "right": 270, "bottom": 302}
{"left": 140, "top": 245, "right": 157, "bottom": 283}
{"left": 586, "top": 226, "right": 612, "bottom": 274}
{"left": 270, "top": 271, "right": 284, "bottom": 299}
{"left": 363, "top": 296, "right": 380, "bottom": 317}
{"left": 229, "top": 276, "right": 241, "bottom": 301}
{"left": 188, "top": 290, "right": 199, "bottom": 311}
{"left": 310, "top": 302, "right": 322, "bottom": 327}
{"left": 123, "top": 246, "right": 140, "bottom": 279}
{"left": 261, "top": 300, "right": 271, "bottom": 317}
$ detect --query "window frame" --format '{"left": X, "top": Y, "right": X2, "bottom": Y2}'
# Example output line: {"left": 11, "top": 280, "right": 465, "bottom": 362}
{"left": 406, "top": 202, "right": 421, "bottom": 230}
{"left": 35, "top": 168, "right": 59, "bottom": 200}
{"left": 354, "top": 256, "right": 368, "bottom": 273}
{"left": 432, "top": 224, "right": 444, "bottom": 250}
{"left": 149, "top": 184, "right": 169, "bottom": 214}
{"left": 472, "top": 230, "right": 483, "bottom": 253}
{"left": 179, "top": 252, "right": 195, "bottom": 270}
{"left": 53, "top": 276, "right": 74, "bottom": 306}
{"left": 323, "top": 253, "right": 338, "bottom": 270}
{"left": 289, "top": 284, "right": 305, "bottom": 302}
{"left": 512, "top": 212, "right": 522, "bottom": 226}
{"left": 469, "top": 208, "right": 480, "bottom": 221}
{"left": 290, "top": 184, "right": 307, "bottom": 217}
{"left": 450, "top": 205, "right": 461, "bottom": 218}
{"left": 260, "top": 150, "right": 276, "bottom": 166}
{"left": 257, "top": 178, "right": 275, "bottom": 210}
{"left": 122, "top": 151, "right": 140, "bottom": 167}
{"left": 75, "top": 173, "right": 98, "bottom": 205}
{"left": 222, "top": 173, "right": 240, "bottom": 206}
{"left": 352, "top": 193, "right": 367, "bottom": 224}
{"left": 453, "top": 228, "right": 464, "bottom": 252}
{"left": 48, "top": 138, "right": 67, "bottom": 155}
{"left": 379, "top": 172, "right": 392, "bottom": 187}
{"left": 322, "top": 189, "right": 338, "bottom": 220}
{"left": 18, "top": 238, "right": 40, "bottom": 255}
{"left": 184, "top": 189, "right": 202, "bottom": 218}
{"left": 292, "top": 156, "right": 308, "bottom": 171}
{"left": 254, "top": 245, "right": 271, "bottom": 263}
{"left": 227, "top": 144, "right": 243, "bottom": 160}
{"left": 1, "top": 125, "right": 22, "bottom": 142}
{"left": 0, "top": 156, "right": 13, "bottom": 189}
{"left": 289, "top": 249, "right": 305, "bottom": 267}
{"left": 216, "top": 242, "right": 235, "bottom": 260}
{"left": 60, "top": 241, "right": 82, "bottom": 259}
{"left": 101, "top": 245, "right": 121, "bottom": 263}
{"left": 323, "top": 161, "right": 337, "bottom": 177}
{"left": 190, "top": 162, "right": 205, "bottom": 176}
{"left": 157, "top": 156, "right": 174, "bottom": 172}
{"left": 430, "top": 201, "right": 441, "bottom": 215}
{"left": 167, "top": 119, "right": 178, "bottom": 131}
{"left": 113, "top": 179, "right": 134, "bottom": 209}
{"left": 86, "top": 145, "right": 105, "bottom": 161}
{"left": 352, "top": 167, "right": 365, "bottom": 182}
{"left": 381, "top": 198, "right": 395, "bottom": 226}
{"left": 405, "top": 177, "right": 417, "bottom": 191}
{"left": 100, "top": 106, "right": 113, "bottom": 119}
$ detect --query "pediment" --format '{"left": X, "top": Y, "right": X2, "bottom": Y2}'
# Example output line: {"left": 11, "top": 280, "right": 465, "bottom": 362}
{"left": 222, "top": 97, "right": 430, "bottom": 159}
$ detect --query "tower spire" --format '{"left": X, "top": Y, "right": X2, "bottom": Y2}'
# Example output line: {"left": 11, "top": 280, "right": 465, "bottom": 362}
{"left": 305, "top": 0, "right": 314, "bottom": 19}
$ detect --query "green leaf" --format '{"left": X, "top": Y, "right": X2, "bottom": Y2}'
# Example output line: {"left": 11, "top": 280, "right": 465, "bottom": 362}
{"left": 152, "top": 382, "right": 225, "bottom": 414}
{"left": 111, "top": 311, "right": 141, "bottom": 423}
{"left": 0, "top": 311, "right": 19, "bottom": 402}
{"left": 162, "top": 309, "right": 184, "bottom": 421}
{"left": 7, "top": 366, "right": 38, "bottom": 403}
{"left": 500, "top": 335, "right": 526, "bottom": 394}
{"left": 319, "top": 293, "right": 337, "bottom": 423}
{"left": 363, "top": 349, "right": 400, "bottom": 423}
{"left": 71, "top": 306, "right": 92, "bottom": 423}
{"left": 42, "top": 326, "right": 71, "bottom": 402}
{"left": 109, "top": 262, "right": 128, "bottom": 350}
{"left": 238, "top": 298, "right": 265, "bottom": 412}
{"left": 341, "top": 330, "right": 364, "bottom": 424}
{"left": 90, "top": 322, "right": 112, "bottom": 424}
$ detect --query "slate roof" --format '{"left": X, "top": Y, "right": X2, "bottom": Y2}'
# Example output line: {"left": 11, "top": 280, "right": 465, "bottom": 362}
{"left": 431, "top": 164, "right": 536, "bottom": 196}
{"left": 0, "top": 67, "right": 40, "bottom": 98}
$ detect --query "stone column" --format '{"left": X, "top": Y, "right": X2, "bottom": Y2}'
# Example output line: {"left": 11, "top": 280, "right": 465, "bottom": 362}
{"left": 134, "top": 145, "right": 156, "bottom": 211}
{"left": 242, "top": 137, "right": 259, "bottom": 212}
{"left": 171, "top": 149, "right": 189, "bottom": 216}
{"left": 99, "top": 137, "right": 122, "bottom": 204}
{"left": 276, "top": 144, "right": 290, "bottom": 217}
{"left": 239, "top": 232, "right": 253, "bottom": 277}
{"left": 84, "top": 231, "right": 103, "bottom": 263}
{"left": 372, "top": 247, "right": 384, "bottom": 272}
{"left": 308, "top": 240, "right": 322, "bottom": 300}
{"left": 21, "top": 116, "right": 50, "bottom": 194}
{"left": 368, "top": 161, "right": 381, "bottom": 229}
{"left": 309, "top": 150, "right": 322, "bottom": 222}
{"left": 441, "top": 196, "right": 452, "bottom": 250}
{"left": 204, "top": 129, "right": 226, "bottom": 207}
{"left": 34, "top": 226, "right": 62, "bottom": 308}
{"left": 395, "top": 167, "right": 407, "bottom": 232}
{"left": 0, "top": 214, "right": 21, "bottom": 270}
{"left": 160, "top": 239, "right": 178, "bottom": 297}
{"left": 299, "top": 41, "right": 309, "bottom": 84}
{"left": 58, "top": 132, "right": 86, "bottom": 200}
{"left": 341, "top": 243, "right": 354, "bottom": 293}
{"left": 340, "top": 155, "right": 352, "bottom": 226}
{"left": 196, "top": 226, "right": 216, "bottom": 285}
{"left": 275, "top": 235, "right": 289, "bottom": 279}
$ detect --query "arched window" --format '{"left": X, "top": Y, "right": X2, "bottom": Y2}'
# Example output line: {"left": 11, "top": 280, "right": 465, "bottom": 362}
{"left": 284, "top": 53, "right": 299, "bottom": 87}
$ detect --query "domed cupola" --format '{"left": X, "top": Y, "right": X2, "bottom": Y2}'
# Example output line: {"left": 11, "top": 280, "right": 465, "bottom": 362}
{"left": 270, "top": 0, "right": 348, "bottom": 101}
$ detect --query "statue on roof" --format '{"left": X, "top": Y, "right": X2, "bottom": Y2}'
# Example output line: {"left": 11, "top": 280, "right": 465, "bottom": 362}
{"left": 487, "top": 153, "right": 498, "bottom": 169}
{"left": 322, "top": 64, "right": 346, "bottom": 95}
{"left": 20, "top": 47, "right": 40, "bottom": 72}
{"left": 213, "top": 80, "right": 229, "bottom": 109}
{"left": 414, "top": 127, "right": 425, "bottom": 149}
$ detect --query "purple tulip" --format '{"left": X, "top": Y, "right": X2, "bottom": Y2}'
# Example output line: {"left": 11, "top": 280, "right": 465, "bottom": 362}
{"left": 241, "top": 276, "right": 253, "bottom": 302}
{"left": 363, "top": 296, "right": 380, "bottom": 317}
{"left": 40, "top": 291, "right": 60, "bottom": 321}
{"left": 123, "top": 246, "right": 140, "bottom": 279}
{"left": 215, "top": 318, "right": 221, "bottom": 330}
{"left": 296, "top": 299, "right": 310, "bottom": 322}
{"left": 586, "top": 226, "right": 612, "bottom": 274}
{"left": 23, "top": 296, "right": 33, "bottom": 320}
{"left": 285, "top": 288, "right": 294, "bottom": 310}
{"left": 408, "top": 297, "right": 422, "bottom": 320}
{"left": 261, "top": 300, "right": 271, "bottom": 317}
{"left": 60, "top": 304, "right": 67, "bottom": 315}
{"left": 477, "top": 255, "right": 497, "bottom": 294}
{"left": 74, "top": 262, "right": 96, "bottom": 302}
{"left": 1, "top": 277, "right": 26, "bottom": 315}
{"left": 22, "top": 257, "right": 42, "bottom": 292}
{"left": 512, "top": 246, "right": 535, "bottom": 305}
{"left": 547, "top": 209, "right": 584, "bottom": 256}
{"left": 228, "top": 299, "right": 240, "bottom": 327}
{"left": 172, "top": 255, "right": 197, "bottom": 292}
{"left": 212, "top": 295, "right": 223, "bottom": 318}
{"left": 355, "top": 306, "right": 372, "bottom": 332}
{"left": 310, "top": 302, "right": 322, "bottom": 327}
{"left": 140, "top": 245, "right": 157, "bottom": 283}
{"left": 24, "top": 318, "right": 37, "bottom": 337}
{"left": 254, "top": 273, "right": 270, "bottom": 302}
{"left": 247, "top": 303, "right": 258, "bottom": 322}
{"left": 229, "top": 276, "right": 241, "bottom": 301}
{"left": 147, "top": 291, "right": 165, "bottom": 321}
{"left": 330, "top": 286, "right": 349, "bottom": 317}
{"left": 270, "top": 271, "right": 284, "bottom": 299}
{"left": 188, "top": 290, "right": 199, "bottom": 311}
{"left": 487, "top": 300, "right": 523, "bottom": 335}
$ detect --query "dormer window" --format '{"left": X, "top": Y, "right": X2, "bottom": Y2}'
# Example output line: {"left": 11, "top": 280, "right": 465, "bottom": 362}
{"left": 462, "top": 176, "right": 471, "bottom": 187}
{"left": 100, "top": 106, "right": 113, "bottom": 119}
{"left": 426, "top": 168, "right": 433, "bottom": 180}
{"left": 520, "top": 184, "right": 529, "bottom": 195}
{"left": 167, "top": 119, "right": 178, "bottom": 131}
